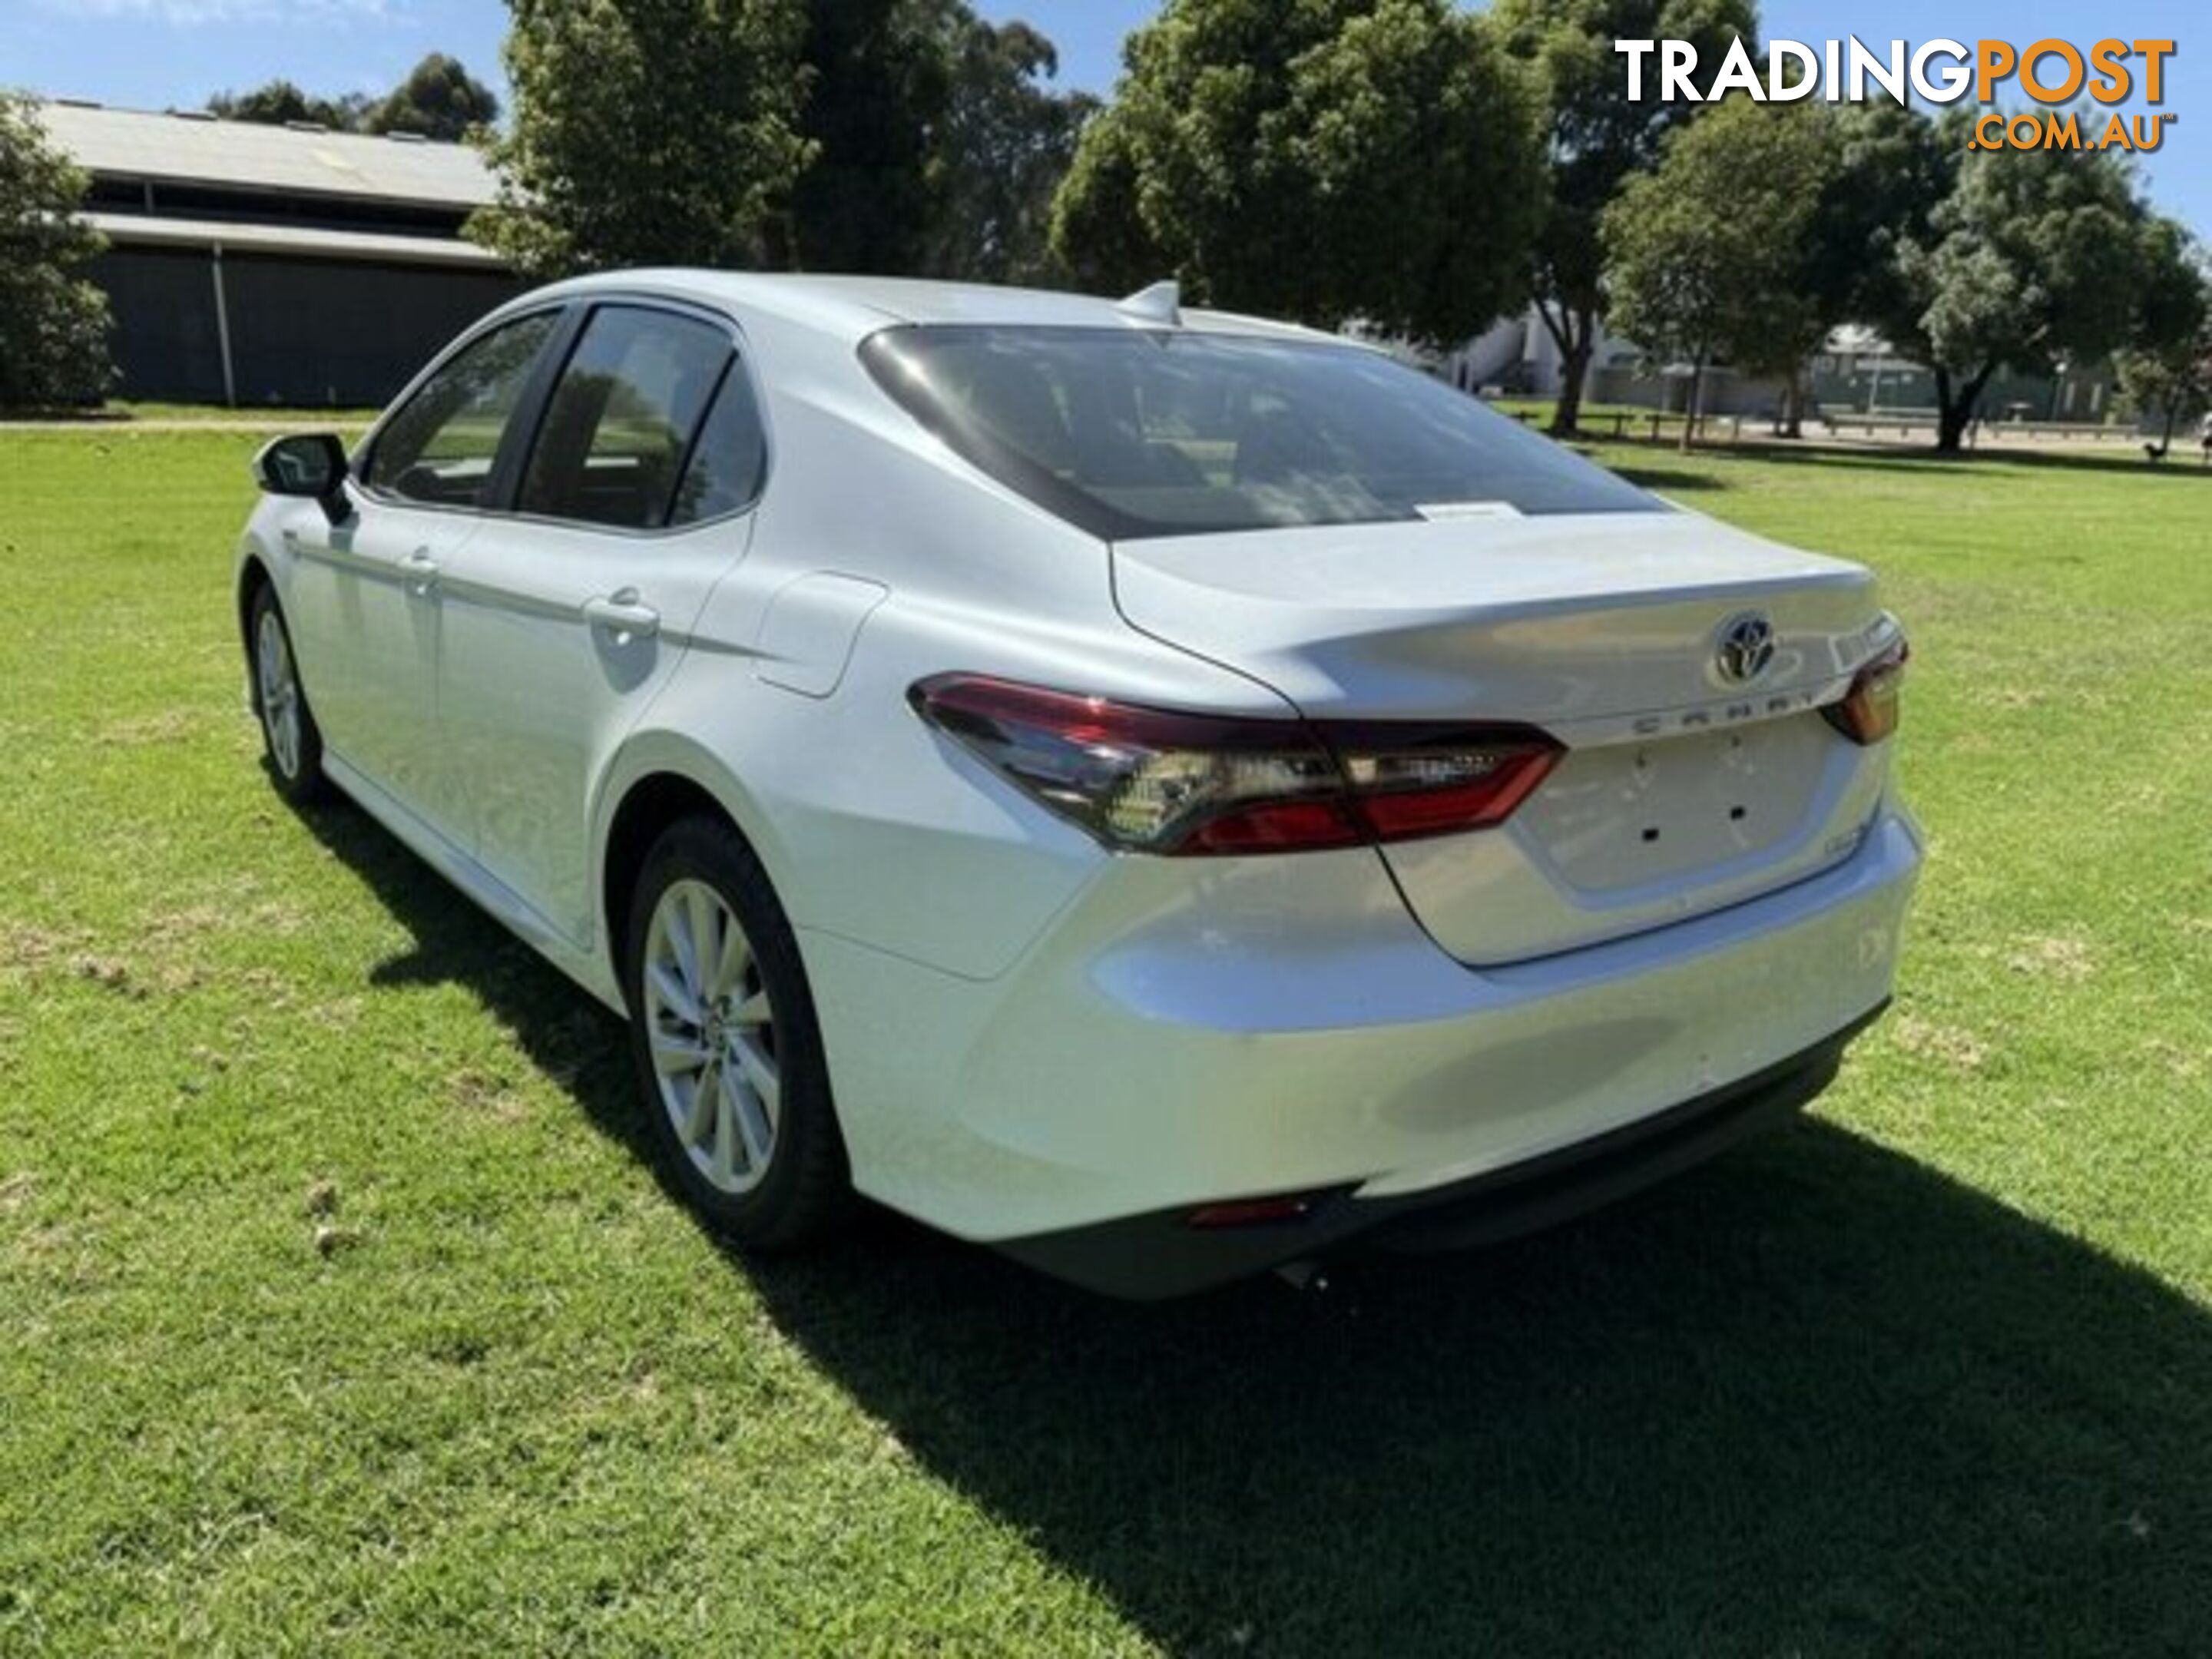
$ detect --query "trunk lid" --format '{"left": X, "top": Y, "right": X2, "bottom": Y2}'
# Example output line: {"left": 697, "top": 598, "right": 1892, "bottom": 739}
{"left": 1111, "top": 510, "right": 1899, "bottom": 964}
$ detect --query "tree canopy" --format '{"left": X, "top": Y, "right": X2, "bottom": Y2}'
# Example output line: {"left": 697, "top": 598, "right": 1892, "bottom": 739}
{"left": 1870, "top": 127, "right": 2166, "bottom": 449}
{"left": 207, "top": 55, "right": 498, "bottom": 141}
{"left": 917, "top": 17, "right": 1096, "bottom": 284}
{"left": 2111, "top": 221, "right": 2212, "bottom": 454}
{"left": 0, "top": 93, "right": 112, "bottom": 410}
{"left": 789, "top": 0, "right": 949, "bottom": 274}
{"left": 206, "top": 79, "right": 366, "bottom": 131}
{"left": 1490, "top": 0, "right": 1755, "bottom": 432}
{"left": 469, "top": 0, "right": 814, "bottom": 280}
{"left": 790, "top": 2, "right": 1094, "bottom": 281}
{"left": 367, "top": 54, "right": 502, "bottom": 141}
{"left": 1050, "top": 0, "right": 1545, "bottom": 348}
{"left": 1601, "top": 97, "right": 1832, "bottom": 449}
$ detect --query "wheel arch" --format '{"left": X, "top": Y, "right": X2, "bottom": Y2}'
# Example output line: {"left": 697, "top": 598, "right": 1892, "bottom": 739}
{"left": 237, "top": 553, "right": 275, "bottom": 656}
{"left": 593, "top": 735, "right": 796, "bottom": 991}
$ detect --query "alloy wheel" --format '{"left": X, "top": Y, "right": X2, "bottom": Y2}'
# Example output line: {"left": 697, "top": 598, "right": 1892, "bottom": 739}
{"left": 256, "top": 608, "right": 303, "bottom": 780}
{"left": 641, "top": 878, "right": 781, "bottom": 1195}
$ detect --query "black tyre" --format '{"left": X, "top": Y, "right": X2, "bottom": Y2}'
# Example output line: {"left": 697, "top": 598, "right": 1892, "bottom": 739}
{"left": 622, "top": 815, "right": 850, "bottom": 1249}
{"left": 247, "top": 582, "right": 326, "bottom": 803}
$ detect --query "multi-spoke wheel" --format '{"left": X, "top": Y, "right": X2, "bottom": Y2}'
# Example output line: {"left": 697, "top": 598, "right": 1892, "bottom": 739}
{"left": 642, "top": 879, "right": 781, "bottom": 1196}
{"left": 248, "top": 583, "right": 325, "bottom": 802}
{"left": 624, "top": 816, "right": 849, "bottom": 1247}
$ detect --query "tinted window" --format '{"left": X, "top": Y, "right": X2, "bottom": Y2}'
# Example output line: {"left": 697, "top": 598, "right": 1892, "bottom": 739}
{"left": 862, "top": 326, "right": 1660, "bottom": 539}
{"left": 518, "top": 306, "right": 729, "bottom": 530}
{"left": 366, "top": 311, "right": 561, "bottom": 508}
{"left": 668, "top": 363, "right": 767, "bottom": 526}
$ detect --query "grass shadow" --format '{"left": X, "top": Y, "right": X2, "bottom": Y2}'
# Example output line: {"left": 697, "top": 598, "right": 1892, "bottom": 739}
{"left": 293, "top": 788, "right": 2212, "bottom": 1657}
{"left": 1601, "top": 464, "right": 1731, "bottom": 492}
{"left": 1601, "top": 438, "right": 2212, "bottom": 485}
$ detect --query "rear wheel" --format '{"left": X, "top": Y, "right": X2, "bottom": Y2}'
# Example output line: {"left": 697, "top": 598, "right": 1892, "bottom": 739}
{"left": 622, "top": 816, "right": 849, "bottom": 1249}
{"left": 248, "top": 583, "right": 326, "bottom": 802}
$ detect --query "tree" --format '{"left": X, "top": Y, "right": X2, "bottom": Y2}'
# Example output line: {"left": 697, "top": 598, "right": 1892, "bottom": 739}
{"left": 2112, "top": 222, "right": 2212, "bottom": 458}
{"left": 1601, "top": 97, "right": 1832, "bottom": 451}
{"left": 469, "top": 0, "right": 813, "bottom": 280}
{"left": 1812, "top": 104, "right": 1958, "bottom": 345}
{"left": 207, "top": 80, "right": 368, "bottom": 131}
{"left": 1049, "top": 0, "right": 1545, "bottom": 349}
{"left": 918, "top": 17, "right": 1097, "bottom": 284}
{"left": 1491, "top": 0, "right": 1755, "bottom": 435}
{"left": 1780, "top": 101, "right": 1960, "bottom": 436}
{"left": 0, "top": 94, "right": 113, "bottom": 409}
{"left": 366, "top": 53, "right": 501, "bottom": 141}
{"left": 790, "top": 0, "right": 951, "bottom": 273}
{"left": 1048, "top": 101, "right": 1154, "bottom": 293}
{"left": 207, "top": 57, "right": 497, "bottom": 140}
{"left": 780, "top": 3, "right": 1091, "bottom": 280}
{"left": 1883, "top": 137, "right": 2157, "bottom": 452}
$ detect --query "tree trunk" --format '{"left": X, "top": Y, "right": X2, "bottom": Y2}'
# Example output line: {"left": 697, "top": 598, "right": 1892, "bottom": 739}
{"left": 1539, "top": 302, "right": 1596, "bottom": 437}
{"left": 1933, "top": 363, "right": 1995, "bottom": 454}
{"left": 1679, "top": 356, "right": 1704, "bottom": 453}
{"left": 2154, "top": 406, "right": 2176, "bottom": 459}
{"left": 1781, "top": 368, "right": 1805, "bottom": 440}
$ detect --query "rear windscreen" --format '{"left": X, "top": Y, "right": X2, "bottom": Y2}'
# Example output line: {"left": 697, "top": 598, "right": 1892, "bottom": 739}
{"left": 859, "top": 325, "right": 1661, "bottom": 540}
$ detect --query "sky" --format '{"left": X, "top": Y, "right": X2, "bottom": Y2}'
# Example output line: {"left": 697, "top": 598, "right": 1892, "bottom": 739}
{"left": 1, "top": 0, "right": 2200, "bottom": 234}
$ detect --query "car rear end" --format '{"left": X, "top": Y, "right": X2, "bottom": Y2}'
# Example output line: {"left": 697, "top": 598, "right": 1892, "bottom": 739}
{"left": 840, "top": 318, "right": 1920, "bottom": 1295}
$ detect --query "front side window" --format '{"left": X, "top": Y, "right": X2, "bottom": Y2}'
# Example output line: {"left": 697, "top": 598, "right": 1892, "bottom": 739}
{"left": 517, "top": 306, "right": 731, "bottom": 530}
{"left": 861, "top": 326, "right": 1661, "bottom": 539}
{"left": 365, "top": 311, "right": 561, "bottom": 508}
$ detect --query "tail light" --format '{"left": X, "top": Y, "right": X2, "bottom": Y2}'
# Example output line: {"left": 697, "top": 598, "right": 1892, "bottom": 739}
{"left": 1823, "top": 638, "right": 1909, "bottom": 746}
{"left": 909, "top": 674, "right": 1559, "bottom": 856}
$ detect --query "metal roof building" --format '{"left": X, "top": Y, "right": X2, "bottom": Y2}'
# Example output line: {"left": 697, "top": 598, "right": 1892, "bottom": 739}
{"left": 38, "top": 100, "right": 521, "bottom": 407}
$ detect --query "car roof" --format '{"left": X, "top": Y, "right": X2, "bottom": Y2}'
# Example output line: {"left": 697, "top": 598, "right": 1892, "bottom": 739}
{"left": 524, "top": 269, "right": 1349, "bottom": 348}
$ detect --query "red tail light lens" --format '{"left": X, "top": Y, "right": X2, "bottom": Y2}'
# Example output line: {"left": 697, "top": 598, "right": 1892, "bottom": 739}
{"left": 1823, "top": 638, "right": 1909, "bottom": 746}
{"left": 909, "top": 674, "right": 1559, "bottom": 856}
{"left": 1186, "top": 1192, "right": 1331, "bottom": 1228}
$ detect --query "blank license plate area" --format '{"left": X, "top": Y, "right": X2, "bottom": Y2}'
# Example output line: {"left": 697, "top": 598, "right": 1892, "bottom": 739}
{"left": 1518, "top": 714, "right": 1834, "bottom": 894}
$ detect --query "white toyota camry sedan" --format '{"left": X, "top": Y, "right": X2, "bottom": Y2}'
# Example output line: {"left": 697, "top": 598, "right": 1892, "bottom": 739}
{"left": 236, "top": 271, "right": 1919, "bottom": 1296}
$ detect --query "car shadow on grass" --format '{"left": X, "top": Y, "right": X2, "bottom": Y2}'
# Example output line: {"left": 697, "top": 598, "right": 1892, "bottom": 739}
{"left": 296, "top": 790, "right": 2212, "bottom": 1658}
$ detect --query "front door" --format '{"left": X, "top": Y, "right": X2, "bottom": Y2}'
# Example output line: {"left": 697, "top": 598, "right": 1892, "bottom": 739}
{"left": 303, "top": 308, "right": 567, "bottom": 842}
{"left": 435, "top": 301, "right": 769, "bottom": 947}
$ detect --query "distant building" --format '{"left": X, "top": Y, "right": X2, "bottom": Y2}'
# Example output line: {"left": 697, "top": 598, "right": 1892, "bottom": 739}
{"left": 38, "top": 100, "right": 519, "bottom": 408}
{"left": 1809, "top": 324, "right": 2117, "bottom": 426}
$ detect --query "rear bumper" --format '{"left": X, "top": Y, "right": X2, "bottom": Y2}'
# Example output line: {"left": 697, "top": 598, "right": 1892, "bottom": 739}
{"left": 998, "top": 1005, "right": 1882, "bottom": 1297}
{"left": 803, "top": 804, "right": 1921, "bottom": 1260}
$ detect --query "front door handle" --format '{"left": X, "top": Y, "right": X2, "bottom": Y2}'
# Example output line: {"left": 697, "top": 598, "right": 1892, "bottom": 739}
{"left": 400, "top": 549, "right": 440, "bottom": 598}
{"left": 584, "top": 588, "right": 661, "bottom": 642}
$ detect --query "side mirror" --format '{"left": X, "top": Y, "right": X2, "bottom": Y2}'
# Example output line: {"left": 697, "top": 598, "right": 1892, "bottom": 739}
{"left": 253, "top": 432, "right": 354, "bottom": 526}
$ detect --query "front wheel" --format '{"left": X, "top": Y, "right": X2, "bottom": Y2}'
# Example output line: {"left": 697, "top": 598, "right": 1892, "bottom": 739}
{"left": 622, "top": 816, "right": 850, "bottom": 1250}
{"left": 248, "top": 583, "right": 326, "bottom": 802}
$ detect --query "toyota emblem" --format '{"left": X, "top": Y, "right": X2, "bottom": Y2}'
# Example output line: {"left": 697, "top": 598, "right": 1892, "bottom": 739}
{"left": 1714, "top": 612, "right": 1776, "bottom": 685}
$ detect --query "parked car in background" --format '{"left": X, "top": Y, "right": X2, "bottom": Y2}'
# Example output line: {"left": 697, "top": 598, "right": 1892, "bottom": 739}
{"left": 237, "top": 272, "right": 1919, "bottom": 1296}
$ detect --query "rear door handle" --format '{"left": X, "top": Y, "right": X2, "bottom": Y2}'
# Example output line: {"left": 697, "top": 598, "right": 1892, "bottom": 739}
{"left": 584, "top": 589, "right": 661, "bottom": 641}
{"left": 400, "top": 549, "right": 440, "bottom": 598}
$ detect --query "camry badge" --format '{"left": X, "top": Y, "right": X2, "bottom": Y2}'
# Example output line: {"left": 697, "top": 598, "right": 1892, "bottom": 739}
{"left": 1714, "top": 612, "right": 1777, "bottom": 686}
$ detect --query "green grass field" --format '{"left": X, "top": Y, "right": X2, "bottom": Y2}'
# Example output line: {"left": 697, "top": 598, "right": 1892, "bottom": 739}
{"left": 2, "top": 430, "right": 2208, "bottom": 1655}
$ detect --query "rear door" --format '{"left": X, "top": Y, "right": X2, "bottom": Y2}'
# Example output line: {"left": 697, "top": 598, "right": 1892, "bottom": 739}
{"left": 286, "top": 307, "right": 565, "bottom": 837}
{"left": 434, "top": 300, "right": 769, "bottom": 945}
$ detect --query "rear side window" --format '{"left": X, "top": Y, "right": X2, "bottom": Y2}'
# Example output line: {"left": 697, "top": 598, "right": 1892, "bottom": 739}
{"left": 518, "top": 306, "right": 731, "bottom": 530}
{"left": 667, "top": 365, "right": 768, "bottom": 527}
{"left": 366, "top": 311, "right": 561, "bottom": 508}
{"left": 861, "top": 326, "right": 1660, "bottom": 539}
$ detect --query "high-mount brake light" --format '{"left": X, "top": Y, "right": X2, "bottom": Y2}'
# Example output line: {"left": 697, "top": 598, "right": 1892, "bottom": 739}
{"left": 909, "top": 674, "right": 1559, "bottom": 856}
{"left": 1823, "top": 637, "right": 1909, "bottom": 746}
